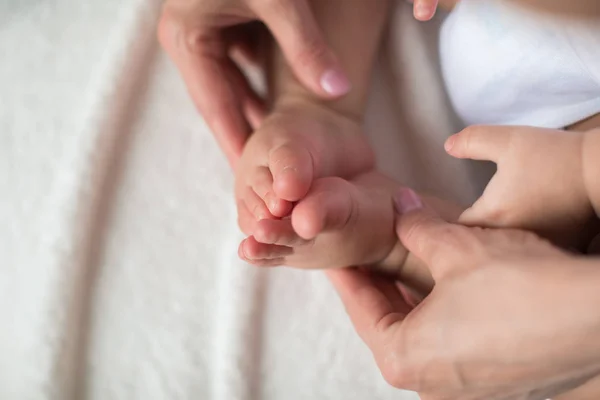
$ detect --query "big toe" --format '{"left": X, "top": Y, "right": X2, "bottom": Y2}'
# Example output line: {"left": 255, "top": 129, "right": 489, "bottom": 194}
{"left": 291, "top": 177, "right": 355, "bottom": 240}
{"left": 269, "top": 142, "right": 314, "bottom": 202}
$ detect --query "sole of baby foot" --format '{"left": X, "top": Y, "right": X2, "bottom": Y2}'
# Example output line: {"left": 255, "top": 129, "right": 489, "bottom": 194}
{"left": 276, "top": 173, "right": 398, "bottom": 270}
{"left": 246, "top": 165, "right": 294, "bottom": 218}
{"left": 262, "top": 101, "right": 375, "bottom": 204}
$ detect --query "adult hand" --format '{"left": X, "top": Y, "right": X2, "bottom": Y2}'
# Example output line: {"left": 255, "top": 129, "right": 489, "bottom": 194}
{"left": 328, "top": 189, "right": 600, "bottom": 400}
{"left": 158, "top": 0, "right": 350, "bottom": 166}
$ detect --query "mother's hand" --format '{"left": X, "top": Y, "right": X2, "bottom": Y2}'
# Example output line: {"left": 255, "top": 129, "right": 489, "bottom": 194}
{"left": 158, "top": 0, "right": 350, "bottom": 166}
{"left": 328, "top": 189, "right": 600, "bottom": 400}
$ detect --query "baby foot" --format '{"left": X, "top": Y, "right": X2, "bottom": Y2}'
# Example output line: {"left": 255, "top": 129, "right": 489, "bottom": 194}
{"left": 239, "top": 172, "right": 403, "bottom": 270}
{"left": 235, "top": 99, "right": 374, "bottom": 231}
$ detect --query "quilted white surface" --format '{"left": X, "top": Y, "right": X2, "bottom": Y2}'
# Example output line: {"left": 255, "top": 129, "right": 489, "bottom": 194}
{"left": 0, "top": 1, "right": 488, "bottom": 399}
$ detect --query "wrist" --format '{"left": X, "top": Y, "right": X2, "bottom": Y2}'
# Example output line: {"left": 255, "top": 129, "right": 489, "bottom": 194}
{"left": 267, "top": 42, "right": 366, "bottom": 124}
{"left": 272, "top": 88, "right": 364, "bottom": 126}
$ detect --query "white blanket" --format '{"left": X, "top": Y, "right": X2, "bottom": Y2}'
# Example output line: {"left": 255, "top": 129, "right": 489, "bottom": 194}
{"left": 0, "top": 1, "right": 490, "bottom": 399}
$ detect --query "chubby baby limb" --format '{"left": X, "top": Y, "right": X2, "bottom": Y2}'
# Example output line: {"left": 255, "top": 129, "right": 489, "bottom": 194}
{"left": 239, "top": 171, "right": 462, "bottom": 294}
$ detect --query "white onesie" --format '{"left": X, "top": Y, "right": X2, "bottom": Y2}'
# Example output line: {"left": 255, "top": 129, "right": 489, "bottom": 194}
{"left": 440, "top": 0, "right": 600, "bottom": 128}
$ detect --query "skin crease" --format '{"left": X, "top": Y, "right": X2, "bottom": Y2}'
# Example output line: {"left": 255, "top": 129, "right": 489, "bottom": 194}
{"left": 233, "top": 6, "right": 600, "bottom": 399}
{"left": 406, "top": 125, "right": 600, "bottom": 399}
{"left": 450, "top": 126, "right": 599, "bottom": 251}
{"left": 158, "top": 0, "right": 353, "bottom": 166}
{"left": 236, "top": 0, "right": 392, "bottom": 269}
{"left": 160, "top": 0, "right": 600, "bottom": 398}
{"left": 157, "top": 0, "right": 443, "bottom": 165}
{"left": 328, "top": 203, "right": 600, "bottom": 400}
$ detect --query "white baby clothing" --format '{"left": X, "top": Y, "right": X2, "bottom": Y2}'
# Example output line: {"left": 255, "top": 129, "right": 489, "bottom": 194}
{"left": 440, "top": 0, "right": 600, "bottom": 128}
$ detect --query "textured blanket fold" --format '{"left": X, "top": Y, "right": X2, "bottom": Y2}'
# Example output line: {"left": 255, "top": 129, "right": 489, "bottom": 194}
{"left": 0, "top": 2, "right": 488, "bottom": 399}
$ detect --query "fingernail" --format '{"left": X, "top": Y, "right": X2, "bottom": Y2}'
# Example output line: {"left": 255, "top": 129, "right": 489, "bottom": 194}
{"left": 393, "top": 188, "right": 423, "bottom": 214}
{"left": 320, "top": 68, "right": 351, "bottom": 96}
{"left": 414, "top": 4, "right": 434, "bottom": 21}
{"left": 444, "top": 135, "right": 456, "bottom": 152}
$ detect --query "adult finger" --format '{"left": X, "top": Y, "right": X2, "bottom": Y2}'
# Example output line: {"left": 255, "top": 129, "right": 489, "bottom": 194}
{"left": 254, "top": 0, "right": 351, "bottom": 97}
{"left": 393, "top": 188, "right": 471, "bottom": 279}
{"left": 444, "top": 125, "right": 512, "bottom": 163}
{"left": 158, "top": 11, "right": 250, "bottom": 167}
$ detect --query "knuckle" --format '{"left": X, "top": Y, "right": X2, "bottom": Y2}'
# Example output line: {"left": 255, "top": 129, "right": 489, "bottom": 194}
{"left": 183, "top": 27, "right": 213, "bottom": 55}
{"left": 432, "top": 226, "right": 473, "bottom": 266}
{"left": 380, "top": 356, "right": 416, "bottom": 390}
{"left": 294, "top": 38, "right": 329, "bottom": 70}
{"left": 377, "top": 330, "right": 423, "bottom": 391}
{"left": 427, "top": 225, "right": 459, "bottom": 253}
{"left": 157, "top": 7, "right": 208, "bottom": 56}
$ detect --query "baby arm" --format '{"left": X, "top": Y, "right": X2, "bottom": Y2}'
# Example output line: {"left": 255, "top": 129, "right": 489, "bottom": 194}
{"left": 445, "top": 125, "right": 599, "bottom": 250}
{"left": 376, "top": 125, "right": 600, "bottom": 297}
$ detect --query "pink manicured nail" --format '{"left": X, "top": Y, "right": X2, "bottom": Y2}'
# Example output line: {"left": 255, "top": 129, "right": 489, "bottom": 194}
{"left": 414, "top": 4, "right": 435, "bottom": 21}
{"left": 320, "top": 68, "right": 351, "bottom": 96}
{"left": 393, "top": 188, "right": 423, "bottom": 214}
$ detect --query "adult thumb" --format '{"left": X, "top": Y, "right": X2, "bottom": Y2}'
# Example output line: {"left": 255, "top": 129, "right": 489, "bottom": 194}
{"left": 393, "top": 188, "right": 463, "bottom": 281}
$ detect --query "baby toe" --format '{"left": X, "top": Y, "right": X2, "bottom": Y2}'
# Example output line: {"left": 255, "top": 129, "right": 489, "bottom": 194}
{"left": 239, "top": 236, "right": 293, "bottom": 261}
{"left": 254, "top": 219, "right": 309, "bottom": 246}
{"left": 249, "top": 166, "right": 292, "bottom": 218}
{"left": 242, "top": 185, "right": 274, "bottom": 221}
{"left": 292, "top": 177, "right": 355, "bottom": 240}
{"left": 269, "top": 142, "right": 313, "bottom": 202}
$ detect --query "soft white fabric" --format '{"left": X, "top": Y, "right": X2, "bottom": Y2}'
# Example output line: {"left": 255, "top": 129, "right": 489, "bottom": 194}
{"left": 440, "top": 0, "right": 600, "bottom": 128}
{"left": 0, "top": 2, "right": 489, "bottom": 399}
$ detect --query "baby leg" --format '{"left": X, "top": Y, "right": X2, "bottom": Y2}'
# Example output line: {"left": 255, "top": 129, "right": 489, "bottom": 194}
{"left": 240, "top": 172, "right": 399, "bottom": 270}
{"left": 240, "top": 171, "right": 461, "bottom": 293}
